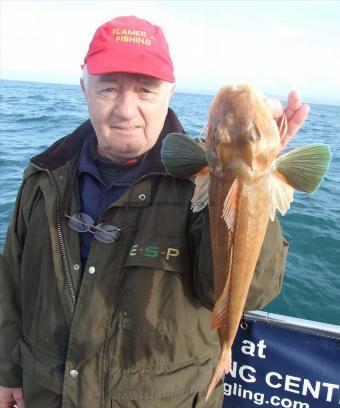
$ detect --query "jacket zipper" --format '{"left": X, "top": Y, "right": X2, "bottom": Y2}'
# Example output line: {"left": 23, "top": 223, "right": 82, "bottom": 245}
{"left": 52, "top": 173, "right": 77, "bottom": 307}
{"left": 30, "top": 162, "right": 77, "bottom": 307}
{"left": 134, "top": 170, "right": 167, "bottom": 182}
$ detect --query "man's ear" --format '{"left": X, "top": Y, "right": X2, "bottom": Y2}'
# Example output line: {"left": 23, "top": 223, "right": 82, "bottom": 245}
{"left": 170, "top": 83, "right": 176, "bottom": 97}
{"left": 167, "top": 83, "right": 176, "bottom": 102}
{"left": 80, "top": 79, "right": 87, "bottom": 99}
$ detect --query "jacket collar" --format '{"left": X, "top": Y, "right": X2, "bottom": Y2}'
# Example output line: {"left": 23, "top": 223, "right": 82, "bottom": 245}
{"left": 30, "top": 108, "right": 185, "bottom": 175}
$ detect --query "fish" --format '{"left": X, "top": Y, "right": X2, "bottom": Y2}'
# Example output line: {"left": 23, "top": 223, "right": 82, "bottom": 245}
{"left": 161, "top": 84, "right": 331, "bottom": 401}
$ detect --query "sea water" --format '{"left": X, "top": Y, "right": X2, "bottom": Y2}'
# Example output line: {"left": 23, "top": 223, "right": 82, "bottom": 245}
{"left": 0, "top": 79, "right": 339, "bottom": 325}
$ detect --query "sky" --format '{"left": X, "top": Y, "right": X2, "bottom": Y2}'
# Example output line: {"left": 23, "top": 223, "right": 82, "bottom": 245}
{"left": 1, "top": 0, "right": 340, "bottom": 104}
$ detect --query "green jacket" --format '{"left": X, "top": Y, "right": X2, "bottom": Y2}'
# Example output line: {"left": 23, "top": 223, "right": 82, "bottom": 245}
{"left": 0, "top": 110, "right": 288, "bottom": 407}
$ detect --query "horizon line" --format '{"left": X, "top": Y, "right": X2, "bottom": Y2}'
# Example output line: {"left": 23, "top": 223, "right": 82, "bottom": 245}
{"left": 1, "top": 77, "right": 339, "bottom": 107}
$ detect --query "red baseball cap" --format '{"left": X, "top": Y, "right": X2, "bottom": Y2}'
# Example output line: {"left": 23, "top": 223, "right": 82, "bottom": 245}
{"left": 83, "top": 16, "right": 175, "bottom": 83}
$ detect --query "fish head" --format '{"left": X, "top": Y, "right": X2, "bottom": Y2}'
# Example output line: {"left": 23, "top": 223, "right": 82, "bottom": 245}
{"left": 206, "top": 84, "right": 281, "bottom": 182}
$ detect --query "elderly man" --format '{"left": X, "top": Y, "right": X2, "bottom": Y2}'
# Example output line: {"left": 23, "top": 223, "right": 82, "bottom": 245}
{"left": 0, "top": 16, "right": 309, "bottom": 408}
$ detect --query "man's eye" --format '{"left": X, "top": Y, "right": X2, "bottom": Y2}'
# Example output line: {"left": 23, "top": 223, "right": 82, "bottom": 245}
{"left": 140, "top": 88, "right": 156, "bottom": 98}
{"left": 100, "top": 87, "right": 118, "bottom": 93}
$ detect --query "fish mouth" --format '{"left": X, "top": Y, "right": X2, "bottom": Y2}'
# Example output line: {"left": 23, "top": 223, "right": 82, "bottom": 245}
{"left": 213, "top": 158, "right": 256, "bottom": 183}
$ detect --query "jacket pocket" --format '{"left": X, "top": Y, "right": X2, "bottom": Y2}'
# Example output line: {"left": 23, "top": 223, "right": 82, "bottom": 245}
{"left": 106, "top": 234, "right": 216, "bottom": 364}
{"left": 118, "top": 235, "right": 194, "bottom": 335}
{"left": 106, "top": 353, "right": 214, "bottom": 400}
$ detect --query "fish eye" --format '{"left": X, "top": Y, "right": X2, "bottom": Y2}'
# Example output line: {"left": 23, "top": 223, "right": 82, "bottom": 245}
{"left": 252, "top": 123, "right": 261, "bottom": 139}
{"left": 212, "top": 130, "right": 219, "bottom": 142}
{"left": 248, "top": 120, "right": 261, "bottom": 141}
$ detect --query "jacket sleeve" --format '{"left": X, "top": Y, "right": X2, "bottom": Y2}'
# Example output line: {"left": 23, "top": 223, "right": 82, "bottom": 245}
{"left": 188, "top": 206, "right": 289, "bottom": 311}
{"left": 0, "top": 182, "right": 27, "bottom": 387}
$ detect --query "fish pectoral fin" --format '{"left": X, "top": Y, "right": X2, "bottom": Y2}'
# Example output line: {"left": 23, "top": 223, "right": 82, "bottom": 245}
{"left": 161, "top": 133, "right": 208, "bottom": 178}
{"left": 191, "top": 171, "right": 210, "bottom": 212}
{"left": 222, "top": 178, "right": 239, "bottom": 230}
{"left": 269, "top": 172, "right": 294, "bottom": 220}
{"left": 274, "top": 144, "right": 332, "bottom": 193}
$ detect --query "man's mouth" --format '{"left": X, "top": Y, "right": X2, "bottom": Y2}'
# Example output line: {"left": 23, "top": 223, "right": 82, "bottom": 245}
{"left": 116, "top": 126, "right": 138, "bottom": 129}
{"left": 112, "top": 126, "right": 142, "bottom": 135}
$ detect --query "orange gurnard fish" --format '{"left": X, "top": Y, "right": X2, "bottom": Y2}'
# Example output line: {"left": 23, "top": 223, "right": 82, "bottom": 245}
{"left": 161, "top": 84, "right": 331, "bottom": 400}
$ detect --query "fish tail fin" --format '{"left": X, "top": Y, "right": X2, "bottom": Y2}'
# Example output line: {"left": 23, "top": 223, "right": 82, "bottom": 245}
{"left": 205, "top": 345, "right": 232, "bottom": 401}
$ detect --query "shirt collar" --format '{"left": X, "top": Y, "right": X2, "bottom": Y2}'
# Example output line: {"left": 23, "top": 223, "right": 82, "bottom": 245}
{"left": 78, "top": 137, "right": 103, "bottom": 184}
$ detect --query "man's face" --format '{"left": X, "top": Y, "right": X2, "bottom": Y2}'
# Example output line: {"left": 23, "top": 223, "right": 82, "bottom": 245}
{"left": 83, "top": 72, "right": 175, "bottom": 162}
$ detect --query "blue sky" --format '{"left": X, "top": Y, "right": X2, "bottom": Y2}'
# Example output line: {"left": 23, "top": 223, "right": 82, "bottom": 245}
{"left": 1, "top": 0, "right": 340, "bottom": 104}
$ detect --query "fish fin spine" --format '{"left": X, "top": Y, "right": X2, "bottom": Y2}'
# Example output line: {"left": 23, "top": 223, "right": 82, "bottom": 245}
{"left": 269, "top": 171, "right": 294, "bottom": 220}
{"left": 222, "top": 178, "right": 240, "bottom": 230}
{"left": 191, "top": 171, "right": 210, "bottom": 212}
{"left": 278, "top": 113, "right": 288, "bottom": 139}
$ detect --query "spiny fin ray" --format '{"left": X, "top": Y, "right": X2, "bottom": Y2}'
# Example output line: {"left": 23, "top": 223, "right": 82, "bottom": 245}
{"left": 191, "top": 171, "right": 210, "bottom": 212}
{"left": 269, "top": 172, "right": 294, "bottom": 220}
{"left": 222, "top": 179, "right": 239, "bottom": 230}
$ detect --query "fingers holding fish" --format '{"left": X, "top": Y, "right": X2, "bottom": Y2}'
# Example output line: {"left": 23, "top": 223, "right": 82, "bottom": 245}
{"left": 266, "top": 91, "right": 310, "bottom": 153}
{"left": 265, "top": 96, "right": 284, "bottom": 120}
{"left": 263, "top": 96, "right": 288, "bottom": 147}
{"left": 281, "top": 90, "right": 310, "bottom": 151}
{"left": 285, "top": 89, "right": 305, "bottom": 119}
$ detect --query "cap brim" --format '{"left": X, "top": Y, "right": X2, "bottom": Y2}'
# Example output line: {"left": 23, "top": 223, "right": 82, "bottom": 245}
{"left": 86, "top": 49, "right": 175, "bottom": 83}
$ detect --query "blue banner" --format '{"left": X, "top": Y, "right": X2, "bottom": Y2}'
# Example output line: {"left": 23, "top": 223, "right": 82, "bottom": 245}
{"left": 222, "top": 314, "right": 340, "bottom": 408}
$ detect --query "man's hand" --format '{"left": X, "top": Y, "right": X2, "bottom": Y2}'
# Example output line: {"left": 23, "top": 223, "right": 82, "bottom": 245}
{"left": 0, "top": 386, "right": 24, "bottom": 408}
{"left": 266, "top": 90, "right": 310, "bottom": 152}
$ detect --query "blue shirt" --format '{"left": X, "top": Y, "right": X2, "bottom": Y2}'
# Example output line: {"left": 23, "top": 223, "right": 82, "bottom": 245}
{"left": 77, "top": 137, "right": 145, "bottom": 268}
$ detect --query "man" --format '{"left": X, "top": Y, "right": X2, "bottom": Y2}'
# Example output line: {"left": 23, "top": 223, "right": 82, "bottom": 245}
{"left": 0, "top": 16, "right": 309, "bottom": 408}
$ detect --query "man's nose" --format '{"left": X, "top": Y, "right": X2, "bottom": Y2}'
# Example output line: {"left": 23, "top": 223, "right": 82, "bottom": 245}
{"left": 113, "top": 91, "right": 139, "bottom": 120}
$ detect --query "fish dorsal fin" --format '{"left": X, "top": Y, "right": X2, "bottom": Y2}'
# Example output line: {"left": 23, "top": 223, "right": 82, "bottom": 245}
{"left": 222, "top": 179, "right": 240, "bottom": 230}
{"left": 269, "top": 172, "right": 294, "bottom": 221}
{"left": 274, "top": 144, "right": 332, "bottom": 193}
{"left": 191, "top": 171, "right": 210, "bottom": 212}
{"left": 161, "top": 133, "right": 208, "bottom": 178}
